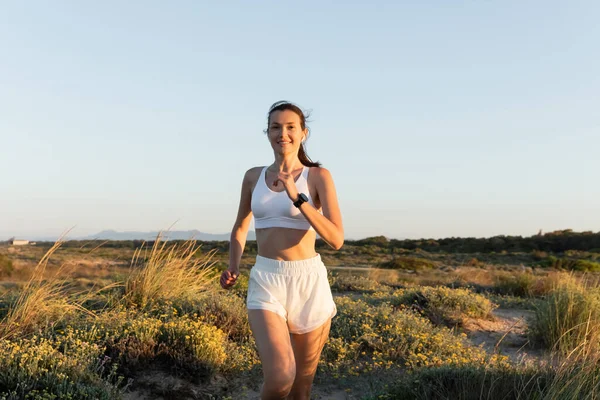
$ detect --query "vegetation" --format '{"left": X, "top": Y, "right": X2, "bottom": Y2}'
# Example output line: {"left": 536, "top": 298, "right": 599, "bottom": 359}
{"left": 124, "top": 238, "right": 217, "bottom": 309}
{"left": 1, "top": 230, "right": 599, "bottom": 398}
{"left": 326, "top": 296, "right": 504, "bottom": 372}
{"left": 364, "top": 286, "right": 495, "bottom": 325}
{"left": 377, "top": 256, "right": 435, "bottom": 270}
{"left": 29, "top": 229, "right": 600, "bottom": 255}
{"left": 382, "top": 229, "right": 600, "bottom": 254}
{"left": 529, "top": 276, "right": 600, "bottom": 355}
{"left": 0, "top": 242, "right": 85, "bottom": 341}
{"left": 539, "top": 256, "right": 600, "bottom": 272}
{"left": 0, "top": 255, "right": 14, "bottom": 278}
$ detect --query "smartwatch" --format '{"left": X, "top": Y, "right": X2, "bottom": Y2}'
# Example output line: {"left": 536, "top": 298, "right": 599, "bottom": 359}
{"left": 293, "top": 193, "right": 309, "bottom": 208}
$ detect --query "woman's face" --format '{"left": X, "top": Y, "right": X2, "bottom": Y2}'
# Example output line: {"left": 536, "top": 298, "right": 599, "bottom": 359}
{"left": 267, "top": 110, "right": 306, "bottom": 156}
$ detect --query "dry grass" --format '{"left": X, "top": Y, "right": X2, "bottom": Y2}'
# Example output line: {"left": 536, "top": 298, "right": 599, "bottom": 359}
{"left": 124, "top": 235, "right": 217, "bottom": 309}
{"left": 4, "top": 238, "right": 600, "bottom": 398}
{"left": 530, "top": 276, "right": 600, "bottom": 356}
{"left": 542, "top": 342, "right": 600, "bottom": 398}
{"left": 0, "top": 241, "right": 87, "bottom": 340}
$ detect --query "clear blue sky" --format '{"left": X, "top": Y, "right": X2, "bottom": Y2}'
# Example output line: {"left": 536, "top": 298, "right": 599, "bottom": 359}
{"left": 1, "top": 1, "right": 599, "bottom": 240}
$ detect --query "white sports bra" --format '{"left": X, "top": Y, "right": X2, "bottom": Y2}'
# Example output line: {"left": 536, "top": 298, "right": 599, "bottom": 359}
{"left": 251, "top": 166, "right": 318, "bottom": 231}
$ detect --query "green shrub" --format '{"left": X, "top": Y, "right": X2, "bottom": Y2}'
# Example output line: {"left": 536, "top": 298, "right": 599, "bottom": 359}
{"left": 572, "top": 259, "right": 600, "bottom": 272}
{"left": 325, "top": 296, "right": 501, "bottom": 372}
{"left": 194, "top": 292, "right": 252, "bottom": 341}
{"left": 564, "top": 250, "right": 600, "bottom": 260}
{"left": 0, "top": 336, "right": 125, "bottom": 399}
{"left": 378, "top": 256, "right": 435, "bottom": 270}
{"left": 0, "top": 255, "right": 13, "bottom": 278}
{"left": 486, "top": 294, "right": 541, "bottom": 310}
{"left": 231, "top": 270, "right": 249, "bottom": 297}
{"left": 465, "top": 257, "right": 483, "bottom": 267}
{"left": 364, "top": 286, "right": 495, "bottom": 325}
{"left": 87, "top": 310, "right": 228, "bottom": 377}
{"left": 356, "top": 236, "right": 390, "bottom": 247}
{"left": 539, "top": 257, "right": 600, "bottom": 272}
{"left": 540, "top": 255, "right": 561, "bottom": 268}
{"left": 493, "top": 272, "right": 537, "bottom": 297}
{"left": 158, "top": 317, "right": 228, "bottom": 373}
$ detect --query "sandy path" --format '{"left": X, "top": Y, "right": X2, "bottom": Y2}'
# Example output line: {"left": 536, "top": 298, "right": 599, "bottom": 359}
{"left": 122, "top": 372, "right": 352, "bottom": 400}
{"left": 463, "top": 308, "right": 542, "bottom": 361}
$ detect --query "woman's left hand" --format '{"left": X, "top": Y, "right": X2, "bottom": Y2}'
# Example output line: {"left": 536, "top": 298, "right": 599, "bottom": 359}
{"left": 273, "top": 171, "right": 299, "bottom": 202}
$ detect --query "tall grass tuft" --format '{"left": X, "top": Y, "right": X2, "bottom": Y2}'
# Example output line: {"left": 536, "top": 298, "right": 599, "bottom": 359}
{"left": 529, "top": 274, "right": 600, "bottom": 355}
{"left": 0, "top": 241, "right": 86, "bottom": 340}
{"left": 542, "top": 347, "right": 600, "bottom": 399}
{"left": 124, "top": 236, "right": 217, "bottom": 310}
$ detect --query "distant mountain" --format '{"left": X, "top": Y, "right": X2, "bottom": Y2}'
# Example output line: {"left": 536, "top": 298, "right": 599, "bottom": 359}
{"left": 2, "top": 230, "right": 255, "bottom": 242}
{"left": 81, "top": 229, "right": 255, "bottom": 241}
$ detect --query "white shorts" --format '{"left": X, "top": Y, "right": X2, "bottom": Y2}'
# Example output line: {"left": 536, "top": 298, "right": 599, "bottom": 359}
{"left": 246, "top": 253, "right": 337, "bottom": 334}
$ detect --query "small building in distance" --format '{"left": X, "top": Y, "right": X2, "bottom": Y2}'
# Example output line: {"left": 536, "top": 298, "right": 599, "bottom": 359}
{"left": 8, "top": 238, "right": 30, "bottom": 246}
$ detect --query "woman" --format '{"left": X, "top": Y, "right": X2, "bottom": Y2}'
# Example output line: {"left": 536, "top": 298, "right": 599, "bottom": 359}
{"left": 220, "top": 101, "right": 344, "bottom": 400}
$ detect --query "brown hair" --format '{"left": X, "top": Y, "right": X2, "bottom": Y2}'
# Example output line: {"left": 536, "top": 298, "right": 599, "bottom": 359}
{"left": 265, "top": 101, "right": 321, "bottom": 168}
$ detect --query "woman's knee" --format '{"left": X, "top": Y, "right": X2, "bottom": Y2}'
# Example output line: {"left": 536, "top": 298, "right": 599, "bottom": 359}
{"left": 262, "top": 364, "right": 296, "bottom": 398}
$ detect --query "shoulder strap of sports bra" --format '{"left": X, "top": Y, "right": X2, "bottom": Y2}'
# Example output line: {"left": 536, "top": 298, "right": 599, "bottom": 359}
{"left": 260, "top": 166, "right": 269, "bottom": 187}
{"left": 302, "top": 165, "right": 310, "bottom": 181}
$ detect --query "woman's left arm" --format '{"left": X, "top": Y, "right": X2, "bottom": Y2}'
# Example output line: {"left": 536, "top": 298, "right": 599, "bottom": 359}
{"left": 274, "top": 167, "right": 344, "bottom": 249}
{"left": 298, "top": 168, "right": 344, "bottom": 250}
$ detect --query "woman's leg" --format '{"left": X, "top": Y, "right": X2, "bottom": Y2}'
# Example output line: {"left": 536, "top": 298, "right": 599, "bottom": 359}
{"left": 248, "top": 309, "right": 296, "bottom": 400}
{"left": 287, "top": 318, "right": 332, "bottom": 400}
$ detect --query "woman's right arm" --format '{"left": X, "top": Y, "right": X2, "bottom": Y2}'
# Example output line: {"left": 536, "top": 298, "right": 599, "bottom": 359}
{"left": 220, "top": 168, "right": 258, "bottom": 289}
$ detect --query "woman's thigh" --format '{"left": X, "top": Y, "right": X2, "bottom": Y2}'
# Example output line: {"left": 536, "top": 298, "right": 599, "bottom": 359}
{"left": 289, "top": 318, "right": 331, "bottom": 377}
{"left": 248, "top": 309, "right": 296, "bottom": 376}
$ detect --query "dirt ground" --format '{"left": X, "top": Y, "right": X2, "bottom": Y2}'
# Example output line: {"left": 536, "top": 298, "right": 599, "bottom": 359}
{"left": 463, "top": 308, "right": 542, "bottom": 362}
{"left": 122, "top": 371, "right": 351, "bottom": 400}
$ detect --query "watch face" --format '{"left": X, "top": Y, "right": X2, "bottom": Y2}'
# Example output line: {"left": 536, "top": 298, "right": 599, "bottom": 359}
{"left": 294, "top": 193, "right": 309, "bottom": 207}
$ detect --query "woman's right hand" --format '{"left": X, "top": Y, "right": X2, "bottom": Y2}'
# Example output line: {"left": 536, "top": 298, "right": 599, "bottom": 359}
{"left": 220, "top": 268, "right": 239, "bottom": 289}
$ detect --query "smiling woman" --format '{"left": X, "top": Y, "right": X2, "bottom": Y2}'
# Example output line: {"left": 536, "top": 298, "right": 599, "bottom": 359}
{"left": 264, "top": 101, "right": 321, "bottom": 169}
{"left": 220, "top": 101, "right": 344, "bottom": 400}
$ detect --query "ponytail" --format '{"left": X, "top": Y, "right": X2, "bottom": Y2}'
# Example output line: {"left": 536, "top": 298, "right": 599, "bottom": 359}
{"left": 298, "top": 144, "right": 321, "bottom": 168}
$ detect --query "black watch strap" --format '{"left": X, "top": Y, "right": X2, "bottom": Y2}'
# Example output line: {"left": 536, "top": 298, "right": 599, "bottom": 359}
{"left": 293, "top": 193, "right": 308, "bottom": 208}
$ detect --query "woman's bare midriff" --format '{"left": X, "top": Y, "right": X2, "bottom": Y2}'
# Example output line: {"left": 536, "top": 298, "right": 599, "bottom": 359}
{"left": 256, "top": 227, "right": 318, "bottom": 261}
